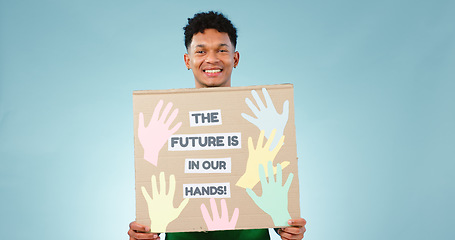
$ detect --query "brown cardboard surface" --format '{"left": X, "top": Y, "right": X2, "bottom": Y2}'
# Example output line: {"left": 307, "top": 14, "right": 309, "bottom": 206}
{"left": 133, "top": 84, "right": 300, "bottom": 233}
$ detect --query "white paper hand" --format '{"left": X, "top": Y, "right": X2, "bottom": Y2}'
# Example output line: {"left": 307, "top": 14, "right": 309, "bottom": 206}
{"left": 241, "top": 88, "right": 289, "bottom": 150}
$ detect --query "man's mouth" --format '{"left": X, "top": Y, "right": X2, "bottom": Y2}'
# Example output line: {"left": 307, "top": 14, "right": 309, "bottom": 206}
{"left": 203, "top": 69, "right": 222, "bottom": 73}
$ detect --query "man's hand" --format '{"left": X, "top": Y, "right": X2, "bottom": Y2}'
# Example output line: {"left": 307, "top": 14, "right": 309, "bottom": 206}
{"left": 277, "top": 218, "right": 307, "bottom": 240}
{"left": 128, "top": 221, "right": 160, "bottom": 240}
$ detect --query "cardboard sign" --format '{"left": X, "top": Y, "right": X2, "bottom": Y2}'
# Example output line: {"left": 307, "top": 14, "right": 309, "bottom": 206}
{"left": 133, "top": 84, "right": 300, "bottom": 233}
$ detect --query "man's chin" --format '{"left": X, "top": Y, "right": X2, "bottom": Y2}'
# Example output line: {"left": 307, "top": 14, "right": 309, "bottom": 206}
{"left": 195, "top": 79, "right": 231, "bottom": 88}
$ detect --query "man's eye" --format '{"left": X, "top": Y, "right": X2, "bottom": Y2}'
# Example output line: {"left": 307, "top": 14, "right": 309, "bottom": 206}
{"left": 196, "top": 51, "right": 205, "bottom": 54}
{"left": 219, "top": 49, "right": 228, "bottom": 53}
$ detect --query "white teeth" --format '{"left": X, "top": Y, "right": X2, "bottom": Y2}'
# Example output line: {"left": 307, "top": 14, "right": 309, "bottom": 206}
{"left": 205, "top": 69, "right": 221, "bottom": 73}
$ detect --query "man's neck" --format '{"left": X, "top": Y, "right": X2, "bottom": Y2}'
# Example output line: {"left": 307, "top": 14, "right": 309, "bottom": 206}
{"left": 195, "top": 84, "right": 232, "bottom": 89}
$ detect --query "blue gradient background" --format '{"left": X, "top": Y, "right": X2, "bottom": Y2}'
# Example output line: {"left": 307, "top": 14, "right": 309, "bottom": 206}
{"left": 1, "top": 1, "right": 454, "bottom": 240}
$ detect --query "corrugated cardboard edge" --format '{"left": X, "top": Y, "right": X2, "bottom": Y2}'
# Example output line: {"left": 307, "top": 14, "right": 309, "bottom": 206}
{"left": 133, "top": 83, "right": 294, "bottom": 95}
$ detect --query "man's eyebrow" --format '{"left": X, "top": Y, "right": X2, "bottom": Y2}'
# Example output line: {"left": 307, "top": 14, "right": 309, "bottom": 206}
{"left": 193, "top": 43, "right": 230, "bottom": 49}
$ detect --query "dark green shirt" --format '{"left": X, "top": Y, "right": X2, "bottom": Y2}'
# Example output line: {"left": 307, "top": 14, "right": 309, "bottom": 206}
{"left": 166, "top": 229, "right": 270, "bottom": 240}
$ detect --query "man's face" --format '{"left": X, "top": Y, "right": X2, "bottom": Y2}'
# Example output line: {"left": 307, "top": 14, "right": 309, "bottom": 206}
{"left": 184, "top": 29, "right": 239, "bottom": 88}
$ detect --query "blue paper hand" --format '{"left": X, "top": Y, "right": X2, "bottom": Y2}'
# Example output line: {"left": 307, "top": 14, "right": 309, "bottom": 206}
{"left": 246, "top": 161, "right": 293, "bottom": 227}
{"left": 241, "top": 88, "right": 289, "bottom": 150}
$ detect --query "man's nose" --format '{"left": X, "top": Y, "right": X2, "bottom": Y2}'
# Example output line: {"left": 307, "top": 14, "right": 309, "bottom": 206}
{"left": 205, "top": 51, "right": 220, "bottom": 63}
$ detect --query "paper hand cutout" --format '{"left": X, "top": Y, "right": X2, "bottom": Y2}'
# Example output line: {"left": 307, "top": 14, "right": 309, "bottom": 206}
{"left": 241, "top": 88, "right": 289, "bottom": 150}
{"left": 246, "top": 161, "right": 293, "bottom": 226}
{"left": 138, "top": 100, "right": 182, "bottom": 166}
{"left": 141, "top": 172, "right": 189, "bottom": 232}
{"left": 236, "top": 129, "right": 289, "bottom": 189}
{"left": 201, "top": 198, "right": 239, "bottom": 231}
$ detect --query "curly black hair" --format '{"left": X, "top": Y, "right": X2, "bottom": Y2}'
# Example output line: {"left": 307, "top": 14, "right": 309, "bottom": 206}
{"left": 183, "top": 11, "right": 237, "bottom": 50}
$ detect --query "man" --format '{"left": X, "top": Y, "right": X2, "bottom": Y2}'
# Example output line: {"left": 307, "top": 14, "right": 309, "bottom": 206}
{"left": 128, "top": 11, "right": 307, "bottom": 240}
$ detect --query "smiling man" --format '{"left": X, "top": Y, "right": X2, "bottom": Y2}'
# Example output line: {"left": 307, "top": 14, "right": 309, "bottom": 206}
{"left": 128, "top": 11, "right": 306, "bottom": 240}
{"left": 183, "top": 15, "right": 239, "bottom": 88}
{"left": 184, "top": 28, "right": 239, "bottom": 88}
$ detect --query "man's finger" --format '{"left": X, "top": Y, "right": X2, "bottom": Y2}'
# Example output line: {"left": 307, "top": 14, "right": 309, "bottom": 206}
{"left": 281, "top": 226, "right": 304, "bottom": 235}
{"left": 279, "top": 230, "right": 303, "bottom": 240}
{"left": 128, "top": 229, "right": 159, "bottom": 239}
{"left": 129, "top": 221, "right": 150, "bottom": 232}
{"left": 279, "top": 218, "right": 307, "bottom": 240}
{"left": 288, "top": 218, "right": 307, "bottom": 227}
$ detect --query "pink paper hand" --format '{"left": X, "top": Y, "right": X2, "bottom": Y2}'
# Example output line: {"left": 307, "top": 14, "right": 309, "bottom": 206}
{"left": 200, "top": 198, "right": 239, "bottom": 231}
{"left": 138, "top": 100, "right": 182, "bottom": 166}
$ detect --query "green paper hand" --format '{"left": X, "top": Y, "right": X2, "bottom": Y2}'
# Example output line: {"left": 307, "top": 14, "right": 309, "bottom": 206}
{"left": 246, "top": 161, "right": 293, "bottom": 227}
{"left": 236, "top": 129, "right": 289, "bottom": 189}
{"left": 141, "top": 172, "right": 189, "bottom": 232}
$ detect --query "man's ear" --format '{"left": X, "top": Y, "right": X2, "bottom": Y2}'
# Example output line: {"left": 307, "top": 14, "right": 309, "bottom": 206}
{"left": 234, "top": 51, "right": 240, "bottom": 68}
{"left": 184, "top": 53, "right": 191, "bottom": 70}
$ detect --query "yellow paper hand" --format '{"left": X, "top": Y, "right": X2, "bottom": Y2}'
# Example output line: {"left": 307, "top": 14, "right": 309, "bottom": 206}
{"left": 141, "top": 172, "right": 189, "bottom": 232}
{"left": 236, "top": 129, "right": 289, "bottom": 189}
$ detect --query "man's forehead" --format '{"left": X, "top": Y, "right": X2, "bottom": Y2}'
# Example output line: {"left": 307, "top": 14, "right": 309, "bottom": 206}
{"left": 190, "top": 29, "right": 233, "bottom": 48}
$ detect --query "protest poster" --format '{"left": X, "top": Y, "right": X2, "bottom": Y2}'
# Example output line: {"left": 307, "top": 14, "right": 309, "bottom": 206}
{"left": 133, "top": 84, "right": 300, "bottom": 232}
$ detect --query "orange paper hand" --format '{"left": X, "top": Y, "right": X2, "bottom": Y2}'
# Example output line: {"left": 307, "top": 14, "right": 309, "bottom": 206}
{"left": 236, "top": 129, "right": 289, "bottom": 189}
